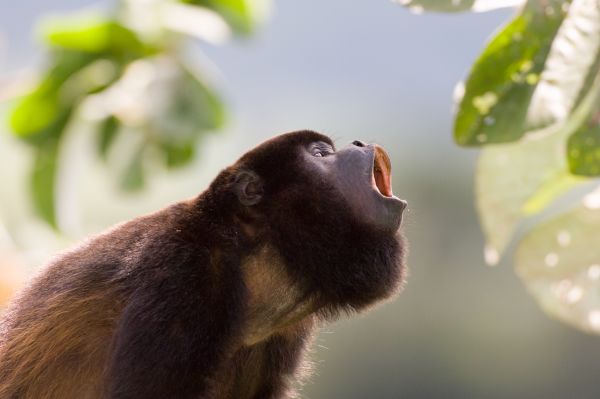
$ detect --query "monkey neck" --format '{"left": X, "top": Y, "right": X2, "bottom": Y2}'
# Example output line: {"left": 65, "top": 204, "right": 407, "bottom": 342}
{"left": 189, "top": 187, "right": 333, "bottom": 349}
{"left": 239, "top": 245, "right": 317, "bottom": 347}
{"left": 185, "top": 196, "right": 316, "bottom": 346}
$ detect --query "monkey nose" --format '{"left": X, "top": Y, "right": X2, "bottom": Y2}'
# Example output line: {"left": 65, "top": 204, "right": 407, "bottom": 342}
{"left": 351, "top": 140, "right": 366, "bottom": 147}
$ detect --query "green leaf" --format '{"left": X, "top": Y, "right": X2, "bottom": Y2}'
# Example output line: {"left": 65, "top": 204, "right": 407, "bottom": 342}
{"left": 521, "top": 173, "right": 581, "bottom": 215}
{"left": 454, "top": 0, "right": 569, "bottom": 146}
{"left": 566, "top": 71, "right": 600, "bottom": 177}
{"left": 89, "top": 57, "right": 225, "bottom": 188}
{"left": 10, "top": 52, "right": 97, "bottom": 138}
{"left": 149, "top": 60, "right": 224, "bottom": 169}
{"left": 476, "top": 127, "right": 582, "bottom": 264}
{"left": 98, "top": 115, "right": 120, "bottom": 160}
{"left": 176, "top": 63, "right": 226, "bottom": 131}
{"left": 41, "top": 16, "right": 149, "bottom": 57}
{"left": 26, "top": 107, "right": 74, "bottom": 228}
{"left": 396, "top": 0, "right": 524, "bottom": 13}
{"left": 526, "top": 0, "right": 600, "bottom": 130}
{"left": 566, "top": 72, "right": 600, "bottom": 174}
{"left": 142, "top": 58, "right": 225, "bottom": 142}
{"left": 120, "top": 147, "right": 146, "bottom": 192}
{"left": 30, "top": 141, "right": 60, "bottom": 229}
{"left": 161, "top": 141, "right": 196, "bottom": 169}
{"left": 567, "top": 120, "right": 600, "bottom": 176}
{"left": 183, "top": 0, "right": 256, "bottom": 34}
{"left": 10, "top": 90, "right": 61, "bottom": 139}
{"left": 515, "top": 193, "right": 600, "bottom": 334}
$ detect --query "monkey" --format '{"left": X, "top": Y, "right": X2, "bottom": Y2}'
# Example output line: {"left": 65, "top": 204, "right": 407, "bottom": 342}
{"left": 0, "top": 130, "right": 408, "bottom": 399}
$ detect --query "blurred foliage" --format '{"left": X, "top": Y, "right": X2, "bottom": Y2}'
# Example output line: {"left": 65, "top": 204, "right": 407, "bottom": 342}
{"left": 395, "top": 0, "right": 523, "bottom": 12}
{"left": 5, "top": 0, "right": 269, "bottom": 228}
{"left": 184, "top": 0, "right": 257, "bottom": 35}
{"left": 398, "top": 0, "right": 600, "bottom": 335}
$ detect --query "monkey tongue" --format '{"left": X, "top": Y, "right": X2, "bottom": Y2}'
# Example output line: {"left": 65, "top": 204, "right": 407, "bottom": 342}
{"left": 372, "top": 145, "right": 393, "bottom": 198}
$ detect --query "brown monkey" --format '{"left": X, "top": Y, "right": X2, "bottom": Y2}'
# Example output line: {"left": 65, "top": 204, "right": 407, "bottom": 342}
{"left": 0, "top": 130, "right": 407, "bottom": 399}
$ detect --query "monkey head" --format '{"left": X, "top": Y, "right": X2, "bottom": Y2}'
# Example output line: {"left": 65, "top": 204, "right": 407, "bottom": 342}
{"left": 211, "top": 130, "right": 408, "bottom": 314}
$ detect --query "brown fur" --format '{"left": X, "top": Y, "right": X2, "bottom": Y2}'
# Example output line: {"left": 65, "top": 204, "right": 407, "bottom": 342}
{"left": 242, "top": 245, "right": 316, "bottom": 346}
{"left": 0, "top": 270, "right": 124, "bottom": 398}
{"left": 0, "top": 131, "right": 406, "bottom": 398}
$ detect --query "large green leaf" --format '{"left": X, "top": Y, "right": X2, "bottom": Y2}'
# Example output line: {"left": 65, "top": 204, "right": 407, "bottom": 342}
{"left": 454, "top": 0, "right": 569, "bottom": 146}
{"left": 396, "top": 0, "right": 524, "bottom": 13}
{"left": 526, "top": 0, "right": 600, "bottom": 131}
{"left": 476, "top": 127, "right": 582, "bottom": 264}
{"left": 515, "top": 191, "right": 600, "bottom": 334}
{"left": 476, "top": 12, "right": 600, "bottom": 262}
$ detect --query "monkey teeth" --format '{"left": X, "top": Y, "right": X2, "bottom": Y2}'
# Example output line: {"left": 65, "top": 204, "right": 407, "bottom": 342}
{"left": 372, "top": 146, "right": 393, "bottom": 198}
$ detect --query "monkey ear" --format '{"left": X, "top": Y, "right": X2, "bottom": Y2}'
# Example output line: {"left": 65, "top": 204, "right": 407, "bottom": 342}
{"left": 234, "top": 170, "right": 263, "bottom": 206}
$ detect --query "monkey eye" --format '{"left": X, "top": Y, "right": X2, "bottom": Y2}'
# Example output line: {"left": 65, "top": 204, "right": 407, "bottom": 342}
{"left": 310, "top": 142, "right": 334, "bottom": 157}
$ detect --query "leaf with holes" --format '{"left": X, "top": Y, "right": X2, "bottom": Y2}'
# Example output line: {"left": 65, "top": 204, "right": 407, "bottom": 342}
{"left": 454, "top": 0, "right": 569, "bottom": 146}
{"left": 476, "top": 127, "right": 582, "bottom": 264}
{"left": 526, "top": 0, "right": 600, "bottom": 131}
{"left": 515, "top": 190, "right": 600, "bottom": 334}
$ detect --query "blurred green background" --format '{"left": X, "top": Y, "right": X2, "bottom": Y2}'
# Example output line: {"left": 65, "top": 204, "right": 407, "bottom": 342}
{"left": 1, "top": 1, "right": 600, "bottom": 398}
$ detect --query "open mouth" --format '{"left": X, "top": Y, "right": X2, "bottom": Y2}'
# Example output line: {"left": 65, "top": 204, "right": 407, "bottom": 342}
{"left": 372, "top": 145, "right": 393, "bottom": 198}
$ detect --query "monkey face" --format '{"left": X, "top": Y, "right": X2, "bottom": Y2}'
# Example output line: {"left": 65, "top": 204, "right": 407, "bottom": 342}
{"left": 303, "top": 139, "right": 407, "bottom": 234}
{"left": 232, "top": 131, "right": 407, "bottom": 236}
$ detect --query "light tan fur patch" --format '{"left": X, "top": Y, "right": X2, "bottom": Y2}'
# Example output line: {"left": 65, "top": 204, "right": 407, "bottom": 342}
{"left": 241, "top": 245, "right": 315, "bottom": 346}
